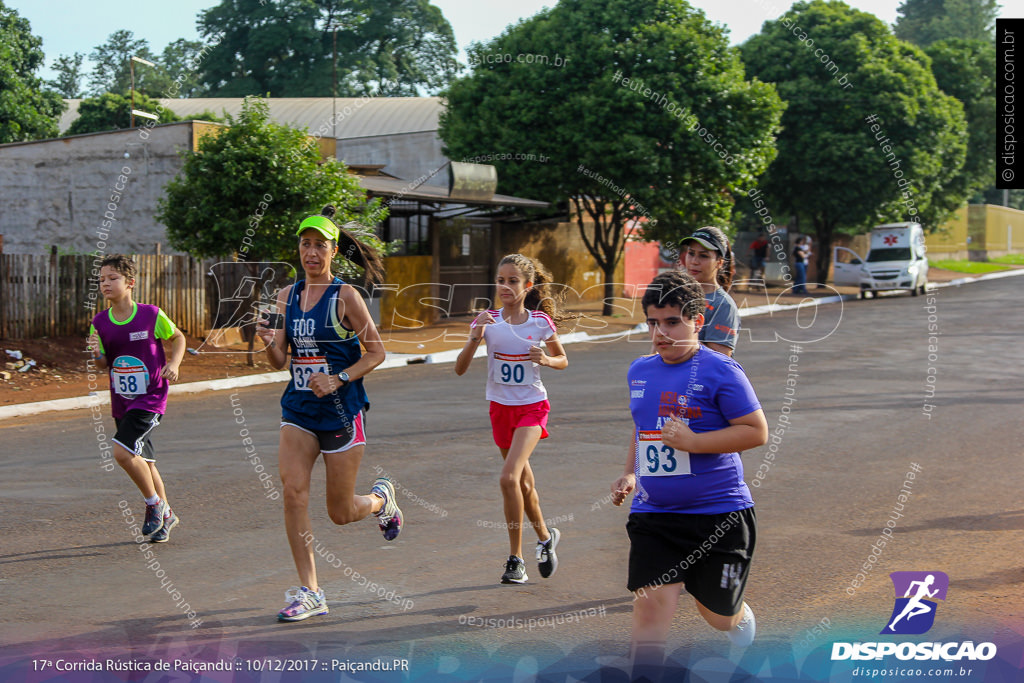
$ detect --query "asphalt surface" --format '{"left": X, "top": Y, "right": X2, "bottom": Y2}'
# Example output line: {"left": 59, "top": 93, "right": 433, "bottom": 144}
{"left": 1, "top": 277, "right": 1022, "bottom": 682}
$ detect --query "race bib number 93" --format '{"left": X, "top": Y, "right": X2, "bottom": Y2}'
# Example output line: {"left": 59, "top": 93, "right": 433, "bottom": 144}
{"left": 638, "top": 430, "right": 691, "bottom": 477}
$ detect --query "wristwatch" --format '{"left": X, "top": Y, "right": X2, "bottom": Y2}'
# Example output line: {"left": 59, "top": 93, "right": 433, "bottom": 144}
{"left": 337, "top": 371, "right": 350, "bottom": 387}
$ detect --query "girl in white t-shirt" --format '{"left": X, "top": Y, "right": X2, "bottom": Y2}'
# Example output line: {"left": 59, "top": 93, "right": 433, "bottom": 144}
{"left": 455, "top": 253, "right": 569, "bottom": 584}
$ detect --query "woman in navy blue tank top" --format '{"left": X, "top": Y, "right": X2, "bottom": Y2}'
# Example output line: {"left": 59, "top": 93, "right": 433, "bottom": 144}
{"left": 255, "top": 205, "right": 404, "bottom": 622}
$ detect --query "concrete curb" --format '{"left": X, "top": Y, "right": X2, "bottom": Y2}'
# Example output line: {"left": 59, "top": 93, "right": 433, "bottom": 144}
{"left": 3, "top": 268, "right": 1021, "bottom": 421}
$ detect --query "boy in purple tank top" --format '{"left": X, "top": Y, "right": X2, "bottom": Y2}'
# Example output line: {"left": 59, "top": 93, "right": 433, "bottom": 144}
{"left": 87, "top": 255, "right": 186, "bottom": 543}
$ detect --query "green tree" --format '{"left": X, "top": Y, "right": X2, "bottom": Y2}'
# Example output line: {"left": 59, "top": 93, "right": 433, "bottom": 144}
{"left": 196, "top": 0, "right": 459, "bottom": 96}
{"left": 896, "top": 4, "right": 1000, "bottom": 206}
{"left": 64, "top": 91, "right": 182, "bottom": 136}
{"left": 978, "top": 188, "right": 1024, "bottom": 210}
{"left": 158, "top": 97, "right": 388, "bottom": 362}
{"left": 158, "top": 38, "right": 210, "bottom": 98}
{"left": 0, "top": 2, "right": 65, "bottom": 142}
{"left": 158, "top": 96, "right": 387, "bottom": 265}
{"left": 894, "top": 0, "right": 998, "bottom": 47}
{"left": 87, "top": 30, "right": 171, "bottom": 96}
{"left": 926, "top": 39, "right": 996, "bottom": 201}
{"left": 49, "top": 52, "right": 86, "bottom": 98}
{"left": 441, "top": 0, "right": 784, "bottom": 314}
{"left": 741, "top": 0, "right": 967, "bottom": 282}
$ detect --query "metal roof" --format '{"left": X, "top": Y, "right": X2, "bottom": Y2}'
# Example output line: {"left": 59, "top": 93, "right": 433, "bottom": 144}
{"left": 359, "top": 175, "right": 548, "bottom": 209}
{"left": 59, "top": 97, "right": 442, "bottom": 140}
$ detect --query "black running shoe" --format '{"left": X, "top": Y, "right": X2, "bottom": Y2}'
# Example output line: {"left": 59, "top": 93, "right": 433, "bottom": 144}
{"left": 501, "top": 555, "right": 528, "bottom": 584}
{"left": 536, "top": 527, "right": 560, "bottom": 578}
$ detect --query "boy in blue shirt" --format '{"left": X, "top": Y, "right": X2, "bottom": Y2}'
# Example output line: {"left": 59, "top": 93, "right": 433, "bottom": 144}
{"left": 610, "top": 271, "right": 768, "bottom": 676}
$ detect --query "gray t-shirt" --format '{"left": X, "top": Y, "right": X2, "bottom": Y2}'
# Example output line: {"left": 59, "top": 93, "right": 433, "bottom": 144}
{"left": 700, "top": 287, "right": 739, "bottom": 350}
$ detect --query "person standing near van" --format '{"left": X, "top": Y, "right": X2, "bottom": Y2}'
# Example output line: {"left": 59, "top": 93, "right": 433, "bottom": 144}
{"left": 792, "top": 237, "right": 811, "bottom": 294}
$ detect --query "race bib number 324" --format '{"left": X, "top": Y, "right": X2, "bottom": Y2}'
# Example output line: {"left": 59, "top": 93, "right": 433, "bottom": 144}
{"left": 292, "top": 356, "right": 328, "bottom": 391}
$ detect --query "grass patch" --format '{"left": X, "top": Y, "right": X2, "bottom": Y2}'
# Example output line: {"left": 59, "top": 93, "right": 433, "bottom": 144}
{"left": 989, "top": 254, "right": 1024, "bottom": 266}
{"left": 929, "top": 259, "right": 1010, "bottom": 274}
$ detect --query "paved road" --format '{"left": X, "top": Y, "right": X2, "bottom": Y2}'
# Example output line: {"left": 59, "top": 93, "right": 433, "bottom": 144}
{"left": 1, "top": 277, "right": 1022, "bottom": 682}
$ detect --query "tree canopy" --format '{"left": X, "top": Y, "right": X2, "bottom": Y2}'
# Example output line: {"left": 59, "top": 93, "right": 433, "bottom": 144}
{"left": 0, "top": 1, "right": 65, "bottom": 143}
{"left": 87, "top": 30, "right": 165, "bottom": 96}
{"left": 741, "top": 0, "right": 967, "bottom": 280}
{"left": 894, "top": 0, "right": 998, "bottom": 47}
{"left": 441, "top": 0, "right": 784, "bottom": 313}
{"left": 895, "top": 2, "right": 1000, "bottom": 206}
{"left": 196, "top": 0, "right": 459, "bottom": 97}
{"left": 48, "top": 52, "right": 86, "bottom": 98}
{"left": 925, "top": 38, "right": 996, "bottom": 201}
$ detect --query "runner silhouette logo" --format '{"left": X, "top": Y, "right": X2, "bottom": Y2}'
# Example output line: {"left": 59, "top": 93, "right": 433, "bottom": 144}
{"left": 881, "top": 571, "right": 949, "bottom": 635}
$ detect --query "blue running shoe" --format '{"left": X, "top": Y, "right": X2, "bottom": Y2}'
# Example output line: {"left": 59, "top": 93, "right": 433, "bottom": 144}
{"left": 141, "top": 499, "right": 167, "bottom": 536}
{"left": 149, "top": 510, "right": 178, "bottom": 543}
{"left": 277, "top": 586, "right": 328, "bottom": 622}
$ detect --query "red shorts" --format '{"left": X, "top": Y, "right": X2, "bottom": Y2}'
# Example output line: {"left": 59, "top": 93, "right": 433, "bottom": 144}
{"left": 489, "top": 400, "right": 550, "bottom": 449}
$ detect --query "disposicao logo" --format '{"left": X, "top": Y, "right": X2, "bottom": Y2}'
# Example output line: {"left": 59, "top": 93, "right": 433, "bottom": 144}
{"left": 831, "top": 571, "right": 997, "bottom": 663}
{"left": 881, "top": 570, "right": 948, "bottom": 635}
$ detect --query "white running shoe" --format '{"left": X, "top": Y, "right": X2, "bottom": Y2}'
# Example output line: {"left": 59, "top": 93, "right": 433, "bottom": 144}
{"left": 726, "top": 603, "right": 756, "bottom": 647}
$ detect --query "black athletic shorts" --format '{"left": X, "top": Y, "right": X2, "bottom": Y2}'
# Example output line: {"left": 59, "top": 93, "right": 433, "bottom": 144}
{"left": 626, "top": 507, "right": 756, "bottom": 616}
{"left": 281, "top": 411, "right": 366, "bottom": 454}
{"left": 113, "top": 409, "right": 162, "bottom": 462}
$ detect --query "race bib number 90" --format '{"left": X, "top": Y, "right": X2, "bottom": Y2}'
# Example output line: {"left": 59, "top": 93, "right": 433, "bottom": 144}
{"left": 638, "top": 430, "right": 691, "bottom": 477}
{"left": 492, "top": 352, "right": 537, "bottom": 386}
{"left": 292, "top": 356, "right": 328, "bottom": 391}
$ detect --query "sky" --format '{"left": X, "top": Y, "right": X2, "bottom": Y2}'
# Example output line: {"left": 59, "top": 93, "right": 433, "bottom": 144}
{"left": 11, "top": 0, "right": 1013, "bottom": 84}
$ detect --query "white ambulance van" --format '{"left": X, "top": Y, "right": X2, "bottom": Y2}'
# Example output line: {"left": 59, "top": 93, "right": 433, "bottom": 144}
{"left": 832, "top": 222, "right": 929, "bottom": 298}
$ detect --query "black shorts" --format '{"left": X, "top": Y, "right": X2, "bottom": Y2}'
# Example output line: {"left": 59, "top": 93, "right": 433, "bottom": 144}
{"left": 626, "top": 507, "right": 756, "bottom": 616}
{"left": 113, "top": 410, "right": 162, "bottom": 462}
{"left": 281, "top": 411, "right": 366, "bottom": 454}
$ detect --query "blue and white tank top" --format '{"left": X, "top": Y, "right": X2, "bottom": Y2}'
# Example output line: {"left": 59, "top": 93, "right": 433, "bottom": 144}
{"left": 280, "top": 277, "right": 369, "bottom": 430}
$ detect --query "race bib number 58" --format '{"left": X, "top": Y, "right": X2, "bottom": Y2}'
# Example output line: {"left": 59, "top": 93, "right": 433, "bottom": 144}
{"left": 111, "top": 356, "right": 150, "bottom": 397}
{"left": 638, "top": 430, "right": 691, "bottom": 477}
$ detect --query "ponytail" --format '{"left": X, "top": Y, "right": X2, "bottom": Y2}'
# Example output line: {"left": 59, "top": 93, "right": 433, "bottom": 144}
{"left": 718, "top": 246, "right": 735, "bottom": 291}
{"left": 321, "top": 205, "right": 385, "bottom": 286}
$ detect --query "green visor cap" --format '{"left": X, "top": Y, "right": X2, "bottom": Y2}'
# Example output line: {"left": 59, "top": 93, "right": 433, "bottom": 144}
{"left": 297, "top": 215, "right": 339, "bottom": 241}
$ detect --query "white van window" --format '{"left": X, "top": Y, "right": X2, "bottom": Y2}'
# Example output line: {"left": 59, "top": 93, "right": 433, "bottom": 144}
{"left": 867, "top": 247, "right": 912, "bottom": 262}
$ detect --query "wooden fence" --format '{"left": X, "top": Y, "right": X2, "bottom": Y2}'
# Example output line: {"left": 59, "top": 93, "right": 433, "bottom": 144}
{"left": 0, "top": 253, "right": 206, "bottom": 339}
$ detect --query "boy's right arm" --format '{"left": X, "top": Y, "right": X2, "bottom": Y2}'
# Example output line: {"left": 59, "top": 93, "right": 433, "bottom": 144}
{"left": 87, "top": 325, "right": 107, "bottom": 370}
